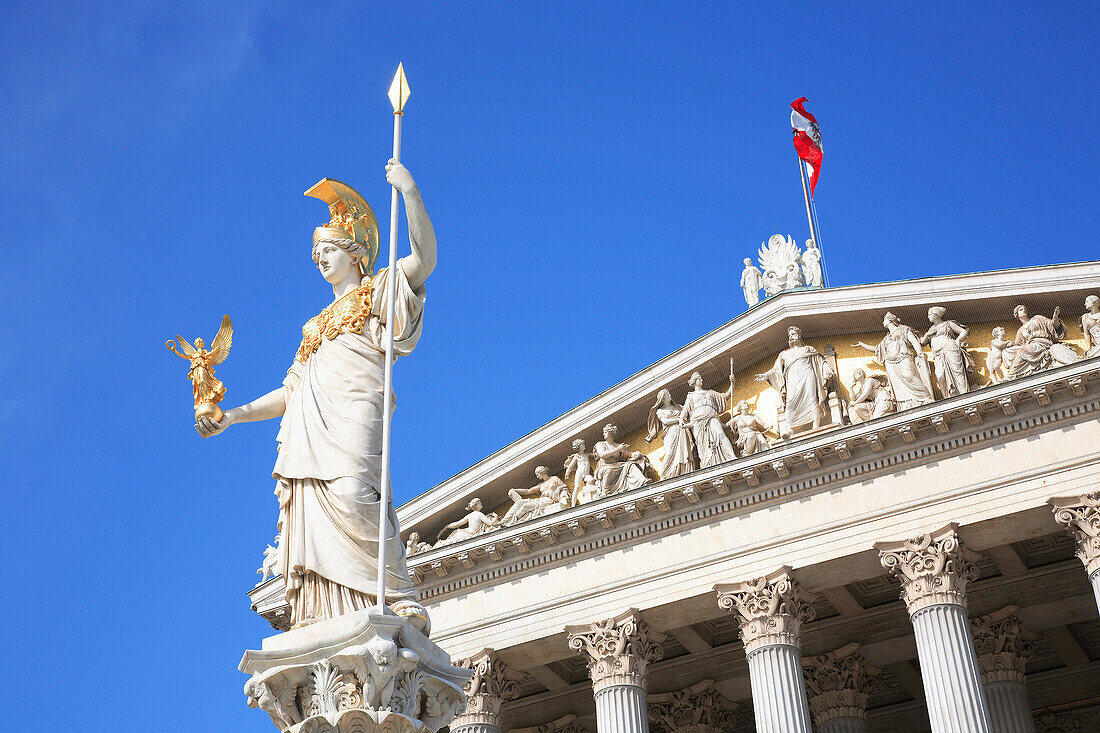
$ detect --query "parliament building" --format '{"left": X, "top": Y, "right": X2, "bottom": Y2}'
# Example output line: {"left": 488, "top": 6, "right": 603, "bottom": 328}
{"left": 252, "top": 258, "right": 1100, "bottom": 733}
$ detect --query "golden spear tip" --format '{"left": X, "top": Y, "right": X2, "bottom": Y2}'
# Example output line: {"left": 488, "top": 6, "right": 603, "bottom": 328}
{"left": 388, "top": 63, "right": 410, "bottom": 114}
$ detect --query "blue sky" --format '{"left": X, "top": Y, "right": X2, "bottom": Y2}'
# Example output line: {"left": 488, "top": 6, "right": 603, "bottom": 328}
{"left": 2, "top": 2, "right": 1098, "bottom": 729}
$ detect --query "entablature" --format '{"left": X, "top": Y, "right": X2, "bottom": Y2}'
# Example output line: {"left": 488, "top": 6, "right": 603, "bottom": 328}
{"left": 408, "top": 358, "right": 1100, "bottom": 601}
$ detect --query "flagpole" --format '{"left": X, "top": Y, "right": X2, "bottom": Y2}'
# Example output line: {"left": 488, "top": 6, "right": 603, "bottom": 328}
{"left": 797, "top": 155, "right": 816, "bottom": 248}
{"left": 808, "top": 191, "right": 829, "bottom": 287}
{"left": 377, "top": 63, "right": 410, "bottom": 610}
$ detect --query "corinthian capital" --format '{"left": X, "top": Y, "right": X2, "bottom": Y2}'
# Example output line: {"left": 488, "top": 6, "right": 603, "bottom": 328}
{"left": 714, "top": 566, "right": 817, "bottom": 654}
{"left": 453, "top": 649, "right": 522, "bottom": 729}
{"left": 970, "top": 605, "right": 1037, "bottom": 685}
{"left": 565, "top": 609, "right": 665, "bottom": 692}
{"left": 875, "top": 523, "right": 982, "bottom": 615}
{"left": 801, "top": 643, "right": 881, "bottom": 726}
{"left": 647, "top": 679, "right": 739, "bottom": 733}
{"left": 1050, "top": 492, "right": 1100, "bottom": 576}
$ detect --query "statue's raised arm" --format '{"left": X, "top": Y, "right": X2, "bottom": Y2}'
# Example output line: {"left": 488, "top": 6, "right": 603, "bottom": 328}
{"left": 386, "top": 159, "right": 436, "bottom": 291}
{"left": 195, "top": 164, "right": 433, "bottom": 631}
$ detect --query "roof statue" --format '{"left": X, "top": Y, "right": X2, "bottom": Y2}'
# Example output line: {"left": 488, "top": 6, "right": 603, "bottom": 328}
{"left": 743, "top": 234, "right": 826, "bottom": 306}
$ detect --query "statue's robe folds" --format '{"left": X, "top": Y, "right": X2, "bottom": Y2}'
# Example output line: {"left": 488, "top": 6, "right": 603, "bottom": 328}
{"left": 1008, "top": 315, "right": 1076, "bottom": 379}
{"left": 273, "top": 266, "right": 423, "bottom": 627}
{"left": 762, "top": 345, "right": 833, "bottom": 429}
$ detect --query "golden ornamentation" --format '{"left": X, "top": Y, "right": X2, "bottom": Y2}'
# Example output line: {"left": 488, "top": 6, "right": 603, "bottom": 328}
{"left": 305, "top": 178, "right": 380, "bottom": 277}
{"left": 166, "top": 315, "right": 233, "bottom": 421}
{"left": 296, "top": 284, "right": 374, "bottom": 364}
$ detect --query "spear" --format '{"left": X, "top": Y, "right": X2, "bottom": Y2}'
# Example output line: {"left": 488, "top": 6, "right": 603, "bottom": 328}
{"left": 376, "top": 63, "right": 411, "bottom": 610}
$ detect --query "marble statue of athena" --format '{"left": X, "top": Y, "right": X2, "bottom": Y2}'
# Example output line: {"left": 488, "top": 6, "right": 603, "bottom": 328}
{"left": 197, "top": 160, "right": 435, "bottom": 629}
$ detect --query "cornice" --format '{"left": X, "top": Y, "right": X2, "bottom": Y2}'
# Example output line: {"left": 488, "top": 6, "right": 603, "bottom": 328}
{"left": 399, "top": 261, "right": 1100, "bottom": 532}
{"left": 409, "top": 359, "right": 1100, "bottom": 600}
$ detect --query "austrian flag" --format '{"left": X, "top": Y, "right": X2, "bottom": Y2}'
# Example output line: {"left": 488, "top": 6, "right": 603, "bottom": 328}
{"left": 791, "top": 97, "right": 823, "bottom": 195}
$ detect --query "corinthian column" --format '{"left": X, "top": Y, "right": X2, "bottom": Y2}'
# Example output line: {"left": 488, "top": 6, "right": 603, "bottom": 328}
{"left": 1050, "top": 492, "right": 1100, "bottom": 615}
{"left": 971, "top": 606, "right": 1038, "bottom": 733}
{"left": 715, "top": 566, "right": 816, "bottom": 733}
{"left": 453, "top": 649, "right": 523, "bottom": 733}
{"left": 801, "top": 643, "right": 881, "bottom": 733}
{"left": 566, "top": 609, "right": 665, "bottom": 733}
{"left": 646, "top": 679, "right": 739, "bottom": 733}
{"left": 876, "top": 524, "right": 993, "bottom": 733}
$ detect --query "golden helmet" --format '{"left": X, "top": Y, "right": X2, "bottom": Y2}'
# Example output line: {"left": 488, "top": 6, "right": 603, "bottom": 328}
{"left": 305, "top": 178, "right": 381, "bottom": 277}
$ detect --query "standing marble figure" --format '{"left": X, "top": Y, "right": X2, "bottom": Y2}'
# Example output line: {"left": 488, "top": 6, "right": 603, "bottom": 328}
{"left": 921, "top": 306, "right": 973, "bottom": 397}
{"left": 645, "top": 388, "right": 696, "bottom": 479}
{"left": 196, "top": 163, "right": 435, "bottom": 630}
{"left": 855, "top": 313, "right": 935, "bottom": 410}
{"left": 1083, "top": 295, "right": 1100, "bottom": 358}
{"left": 681, "top": 372, "right": 737, "bottom": 467}
{"left": 756, "top": 325, "right": 834, "bottom": 435}
{"left": 741, "top": 258, "right": 764, "bottom": 306}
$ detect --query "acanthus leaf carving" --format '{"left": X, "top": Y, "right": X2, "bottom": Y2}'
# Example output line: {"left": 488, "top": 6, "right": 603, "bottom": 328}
{"left": 714, "top": 566, "right": 817, "bottom": 654}
{"left": 875, "top": 524, "right": 982, "bottom": 615}
{"left": 452, "top": 649, "right": 522, "bottom": 728}
{"left": 970, "top": 605, "right": 1037, "bottom": 685}
{"left": 647, "top": 679, "right": 738, "bottom": 733}
{"left": 801, "top": 643, "right": 881, "bottom": 726}
{"left": 1050, "top": 491, "right": 1100, "bottom": 576}
{"left": 566, "top": 610, "right": 665, "bottom": 692}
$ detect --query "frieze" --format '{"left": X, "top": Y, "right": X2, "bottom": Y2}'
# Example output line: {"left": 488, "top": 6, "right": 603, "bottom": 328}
{"left": 402, "top": 362, "right": 1100, "bottom": 599}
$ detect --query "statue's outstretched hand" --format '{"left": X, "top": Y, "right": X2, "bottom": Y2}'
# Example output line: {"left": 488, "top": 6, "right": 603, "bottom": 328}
{"left": 196, "top": 412, "right": 233, "bottom": 438}
{"left": 385, "top": 159, "right": 416, "bottom": 194}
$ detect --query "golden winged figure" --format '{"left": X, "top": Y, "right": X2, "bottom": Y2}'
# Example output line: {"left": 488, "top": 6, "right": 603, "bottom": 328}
{"left": 166, "top": 314, "right": 233, "bottom": 421}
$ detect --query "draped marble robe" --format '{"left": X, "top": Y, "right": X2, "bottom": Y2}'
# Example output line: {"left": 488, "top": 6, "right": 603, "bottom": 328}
{"left": 760, "top": 344, "right": 834, "bottom": 430}
{"left": 1008, "top": 314, "right": 1077, "bottom": 378}
{"left": 274, "top": 266, "right": 423, "bottom": 627}
{"left": 682, "top": 389, "right": 737, "bottom": 467}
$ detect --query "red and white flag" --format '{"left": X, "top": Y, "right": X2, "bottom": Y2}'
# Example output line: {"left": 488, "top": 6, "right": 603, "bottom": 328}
{"left": 791, "top": 97, "right": 822, "bottom": 196}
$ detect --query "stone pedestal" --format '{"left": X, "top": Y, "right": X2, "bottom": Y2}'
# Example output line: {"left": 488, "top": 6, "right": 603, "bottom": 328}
{"left": 971, "top": 606, "right": 1038, "bottom": 733}
{"left": 1050, "top": 493, "right": 1100, "bottom": 615}
{"left": 802, "top": 643, "right": 880, "bottom": 733}
{"left": 451, "top": 649, "right": 522, "bottom": 733}
{"left": 715, "top": 567, "right": 816, "bottom": 733}
{"left": 240, "top": 608, "right": 471, "bottom": 733}
{"left": 876, "top": 524, "right": 993, "bottom": 733}
{"left": 566, "top": 609, "right": 664, "bottom": 733}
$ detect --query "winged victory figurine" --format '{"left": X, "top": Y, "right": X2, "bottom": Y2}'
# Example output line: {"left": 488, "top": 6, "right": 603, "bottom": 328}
{"left": 166, "top": 314, "right": 233, "bottom": 421}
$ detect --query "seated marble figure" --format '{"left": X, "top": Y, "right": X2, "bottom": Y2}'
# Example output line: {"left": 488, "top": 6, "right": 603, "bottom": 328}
{"left": 500, "top": 466, "right": 570, "bottom": 526}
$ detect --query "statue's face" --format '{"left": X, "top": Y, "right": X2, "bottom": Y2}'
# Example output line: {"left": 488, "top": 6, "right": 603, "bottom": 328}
{"left": 194, "top": 337, "right": 204, "bottom": 349}
{"left": 315, "top": 241, "right": 358, "bottom": 285}
{"left": 788, "top": 329, "right": 800, "bottom": 346}
{"left": 1087, "top": 296, "right": 1099, "bottom": 312}
{"left": 535, "top": 468, "right": 549, "bottom": 480}
{"left": 471, "top": 499, "right": 482, "bottom": 510}
{"left": 1015, "top": 306, "right": 1028, "bottom": 321}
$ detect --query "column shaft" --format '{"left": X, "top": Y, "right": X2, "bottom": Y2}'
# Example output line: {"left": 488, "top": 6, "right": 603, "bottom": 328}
{"left": 594, "top": 684, "right": 649, "bottom": 733}
{"left": 747, "top": 644, "right": 813, "bottom": 733}
{"left": 912, "top": 604, "right": 992, "bottom": 732}
{"left": 819, "top": 718, "right": 870, "bottom": 733}
{"left": 984, "top": 681, "right": 1036, "bottom": 733}
{"left": 1090, "top": 569, "right": 1100, "bottom": 615}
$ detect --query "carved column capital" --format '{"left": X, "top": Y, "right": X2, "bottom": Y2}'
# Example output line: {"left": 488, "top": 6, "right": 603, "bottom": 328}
{"left": 566, "top": 609, "right": 665, "bottom": 692}
{"left": 969, "top": 605, "right": 1037, "bottom": 686}
{"left": 512, "top": 714, "right": 590, "bottom": 733}
{"left": 801, "top": 643, "right": 881, "bottom": 726}
{"left": 1050, "top": 492, "right": 1100, "bottom": 577}
{"left": 647, "top": 679, "right": 739, "bottom": 733}
{"left": 714, "top": 566, "right": 817, "bottom": 654}
{"left": 453, "top": 649, "right": 522, "bottom": 729}
{"left": 875, "top": 523, "right": 982, "bottom": 615}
